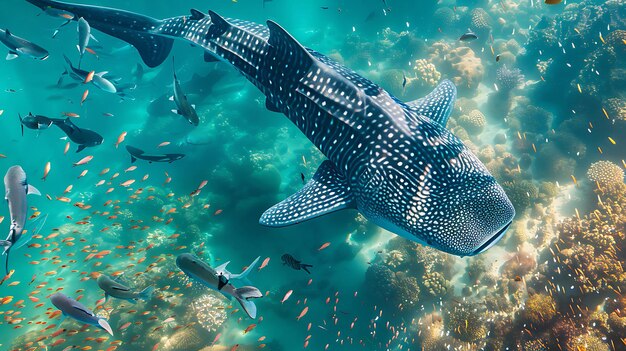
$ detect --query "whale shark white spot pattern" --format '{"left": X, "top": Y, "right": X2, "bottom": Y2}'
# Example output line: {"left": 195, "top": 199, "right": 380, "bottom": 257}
{"left": 24, "top": 1, "right": 515, "bottom": 256}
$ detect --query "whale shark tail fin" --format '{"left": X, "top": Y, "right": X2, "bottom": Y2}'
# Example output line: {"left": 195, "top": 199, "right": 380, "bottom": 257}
{"left": 233, "top": 286, "right": 263, "bottom": 319}
{"left": 26, "top": 0, "right": 173, "bottom": 67}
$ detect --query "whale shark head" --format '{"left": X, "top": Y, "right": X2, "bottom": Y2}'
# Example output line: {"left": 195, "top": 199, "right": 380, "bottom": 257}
{"left": 357, "top": 125, "right": 515, "bottom": 257}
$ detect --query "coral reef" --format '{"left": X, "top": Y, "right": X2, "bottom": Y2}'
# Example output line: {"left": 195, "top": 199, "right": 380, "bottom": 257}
{"left": 496, "top": 65, "right": 524, "bottom": 94}
{"left": 458, "top": 109, "right": 487, "bottom": 134}
{"left": 586, "top": 160, "right": 624, "bottom": 187}
{"left": 444, "top": 46, "right": 484, "bottom": 95}
{"left": 444, "top": 303, "right": 487, "bottom": 342}
{"left": 522, "top": 294, "right": 556, "bottom": 326}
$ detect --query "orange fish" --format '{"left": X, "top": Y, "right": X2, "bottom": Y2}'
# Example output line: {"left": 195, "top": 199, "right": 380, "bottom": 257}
{"left": 42, "top": 161, "right": 51, "bottom": 181}
{"left": 115, "top": 132, "right": 127, "bottom": 148}
{"left": 281, "top": 290, "right": 293, "bottom": 304}
{"left": 64, "top": 142, "right": 70, "bottom": 155}
{"left": 157, "top": 141, "right": 170, "bottom": 148}
{"left": 121, "top": 179, "right": 135, "bottom": 187}
{"left": 73, "top": 155, "right": 93, "bottom": 167}
{"left": 84, "top": 71, "right": 95, "bottom": 83}
{"left": 81, "top": 89, "right": 89, "bottom": 106}
{"left": 243, "top": 324, "right": 256, "bottom": 334}
{"left": 63, "top": 112, "right": 80, "bottom": 118}
{"left": 258, "top": 257, "right": 270, "bottom": 271}
{"left": 318, "top": 242, "right": 331, "bottom": 251}
{"left": 296, "top": 306, "right": 308, "bottom": 321}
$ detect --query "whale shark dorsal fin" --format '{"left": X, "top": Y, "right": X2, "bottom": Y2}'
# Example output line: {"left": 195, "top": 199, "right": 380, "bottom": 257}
{"left": 207, "top": 11, "right": 230, "bottom": 39}
{"left": 260, "top": 160, "right": 355, "bottom": 227}
{"left": 406, "top": 80, "right": 456, "bottom": 127}
{"left": 266, "top": 20, "right": 313, "bottom": 67}
{"left": 189, "top": 9, "right": 205, "bottom": 21}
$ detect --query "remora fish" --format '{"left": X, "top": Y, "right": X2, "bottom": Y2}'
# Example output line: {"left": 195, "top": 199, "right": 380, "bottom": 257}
{"left": 49, "top": 293, "right": 113, "bottom": 336}
{"left": 0, "top": 29, "right": 49, "bottom": 60}
{"left": 171, "top": 58, "right": 199, "bottom": 126}
{"left": 126, "top": 145, "right": 185, "bottom": 163}
{"left": 60, "top": 54, "right": 117, "bottom": 93}
{"left": 176, "top": 253, "right": 263, "bottom": 319}
{"left": 96, "top": 274, "right": 154, "bottom": 303}
{"left": 19, "top": 113, "right": 61, "bottom": 136}
{"left": 76, "top": 17, "right": 90, "bottom": 67}
{"left": 0, "top": 166, "right": 45, "bottom": 274}
{"left": 26, "top": 0, "right": 516, "bottom": 256}
{"left": 52, "top": 118, "right": 104, "bottom": 152}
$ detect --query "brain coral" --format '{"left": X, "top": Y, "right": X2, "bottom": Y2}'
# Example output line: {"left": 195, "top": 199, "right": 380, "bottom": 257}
{"left": 458, "top": 109, "right": 487, "bottom": 134}
{"left": 445, "top": 47, "right": 484, "bottom": 93}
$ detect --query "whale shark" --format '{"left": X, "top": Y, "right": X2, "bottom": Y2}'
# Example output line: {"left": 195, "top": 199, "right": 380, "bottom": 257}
{"left": 25, "top": 0, "right": 516, "bottom": 256}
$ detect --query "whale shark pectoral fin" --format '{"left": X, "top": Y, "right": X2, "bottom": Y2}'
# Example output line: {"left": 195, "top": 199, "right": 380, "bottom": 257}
{"left": 260, "top": 160, "right": 355, "bottom": 227}
{"left": 405, "top": 79, "right": 456, "bottom": 127}
{"left": 76, "top": 144, "right": 86, "bottom": 153}
{"left": 265, "top": 99, "right": 281, "bottom": 113}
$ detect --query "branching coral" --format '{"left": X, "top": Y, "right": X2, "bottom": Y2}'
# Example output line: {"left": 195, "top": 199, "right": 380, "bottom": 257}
{"left": 523, "top": 294, "right": 556, "bottom": 326}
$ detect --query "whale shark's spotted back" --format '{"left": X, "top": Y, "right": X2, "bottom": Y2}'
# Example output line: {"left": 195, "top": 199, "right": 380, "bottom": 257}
{"left": 25, "top": 0, "right": 516, "bottom": 256}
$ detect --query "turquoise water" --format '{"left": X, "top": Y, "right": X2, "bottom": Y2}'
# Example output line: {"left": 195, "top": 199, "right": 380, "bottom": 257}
{"left": 1, "top": 0, "right": 626, "bottom": 350}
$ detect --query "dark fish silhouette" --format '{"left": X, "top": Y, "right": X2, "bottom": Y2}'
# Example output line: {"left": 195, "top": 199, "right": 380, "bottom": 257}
{"left": 281, "top": 254, "right": 313, "bottom": 274}
{"left": 53, "top": 118, "right": 104, "bottom": 152}
{"left": 19, "top": 113, "right": 60, "bottom": 136}
{"left": 126, "top": 145, "right": 185, "bottom": 163}
{"left": 459, "top": 30, "right": 478, "bottom": 41}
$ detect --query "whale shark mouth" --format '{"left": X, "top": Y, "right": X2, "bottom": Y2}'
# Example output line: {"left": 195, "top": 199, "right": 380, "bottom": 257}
{"left": 471, "top": 220, "right": 512, "bottom": 256}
